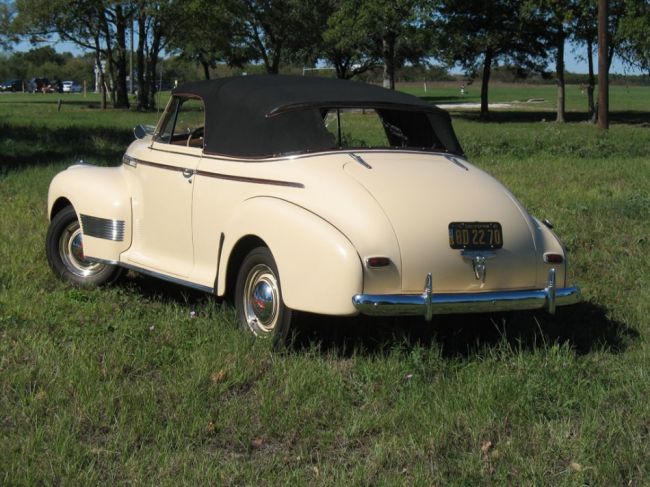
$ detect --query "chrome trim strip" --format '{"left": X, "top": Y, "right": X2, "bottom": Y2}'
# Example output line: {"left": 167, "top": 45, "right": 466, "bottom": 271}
{"left": 135, "top": 158, "right": 189, "bottom": 174}
{"left": 122, "top": 154, "right": 138, "bottom": 167}
{"left": 128, "top": 156, "right": 304, "bottom": 188}
{"left": 194, "top": 169, "right": 304, "bottom": 188}
{"left": 352, "top": 269, "right": 580, "bottom": 320}
{"left": 349, "top": 152, "right": 372, "bottom": 169}
{"left": 214, "top": 233, "right": 225, "bottom": 293}
{"left": 118, "top": 263, "right": 214, "bottom": 294}
{"left": 444, "top": 155, "right": 469, "bottom": 171}
{"left": 201, "top": 148, "right": 460, "bottom": 163}
{"left": 423, "top": 273, "right": 433, "bottom": 321}
{"left": 80, "top": 214, "right": 125, "bottom": 242}
{"left": 85, "top": 256, "right": 119, "bottom": 266}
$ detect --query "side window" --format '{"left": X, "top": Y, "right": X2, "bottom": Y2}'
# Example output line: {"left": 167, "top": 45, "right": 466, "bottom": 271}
{"left": 154, "top": 96, "right": 205, "bottom": 148}
{"left": 323, "top": 109, "right": 390, "bottom": 148}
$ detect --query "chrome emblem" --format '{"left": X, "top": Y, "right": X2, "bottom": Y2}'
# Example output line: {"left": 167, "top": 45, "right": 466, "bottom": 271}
{"left": 461, "top": 251, "right": 496, "bottom": 284}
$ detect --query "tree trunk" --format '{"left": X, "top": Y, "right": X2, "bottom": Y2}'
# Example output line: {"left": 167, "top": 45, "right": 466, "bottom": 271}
{"left": 113, "top": 5, "right": 130, "bottom": 108}
{"left": 145, "top": 27, "right": 162, "bottom": 110}
{"left": 93, "top": 35, "right": 107, "bottom": 110}
{"left": 268, "top": 46, "right": 281, "bottom": 74}
{"left": 100, "top": 15, "right": 116, "bottom": 106}
{"left": 587, "top": 39, "right": 596, "bottom": 123}
{"left": 597, "top": 0, "right": 609, "bottom": 130}
{"left": 201, "top": 59, "right": 211, "bottom": 80}
{"left": 556, "top": 28, "right": 566, "bottom": 123}
{"left": 382, "top": 33, "right": 396, "bottom": 90}
{"left": 136, "top": 5, "right": 149, "bottom": 111}
{"left": 480, "top": 48, "right": 493, "bottom": 120}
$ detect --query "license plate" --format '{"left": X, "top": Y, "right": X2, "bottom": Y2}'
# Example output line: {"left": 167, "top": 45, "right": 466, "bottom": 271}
{"left": 448, "top": 222, "right": 503, "bottom": 249}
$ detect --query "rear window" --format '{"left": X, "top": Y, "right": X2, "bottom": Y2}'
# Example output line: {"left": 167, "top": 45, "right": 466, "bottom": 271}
{"left": 320, "top": 108, "right": 443, "bottom": 151}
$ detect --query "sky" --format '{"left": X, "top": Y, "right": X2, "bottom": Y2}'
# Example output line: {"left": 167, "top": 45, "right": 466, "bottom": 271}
{"left": 7, "top": 36, "right": 642, "bottom": 76}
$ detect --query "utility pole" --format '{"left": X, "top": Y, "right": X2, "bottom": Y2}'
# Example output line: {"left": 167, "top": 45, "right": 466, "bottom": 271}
{"left": 597, "top": 0, "right": 609, "bottom": 130}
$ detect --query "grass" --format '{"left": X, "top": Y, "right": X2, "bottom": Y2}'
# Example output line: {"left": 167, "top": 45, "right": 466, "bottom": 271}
{"left": 1, "top": 85, "right": 650, "bottom": 484}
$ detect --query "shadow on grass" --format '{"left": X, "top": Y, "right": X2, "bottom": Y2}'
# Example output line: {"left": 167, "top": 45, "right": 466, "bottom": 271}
{"left": 419, "top": 95, "right": 468, "bottom": 104}
{"left": 0, "top": 97, "right": 104, "bottom": 107}
{"left": 116, "top": 273, "right": 637, "bottom": 359}
{"left": 449, "top": 109, "right": 650, "bottom": 125}
{"left": 289, "top": 302, "right": 638, "bottom": 358}
{"left": 0, "top": 123, "right": 132, "bottom": 173}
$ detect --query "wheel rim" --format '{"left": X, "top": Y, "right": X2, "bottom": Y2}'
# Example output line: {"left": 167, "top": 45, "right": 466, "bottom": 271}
{"left": 243, "top": 264, "right": 280, "bottom": 336}
{"left": 58, "top": 220, "right": 106, "bottom": 278}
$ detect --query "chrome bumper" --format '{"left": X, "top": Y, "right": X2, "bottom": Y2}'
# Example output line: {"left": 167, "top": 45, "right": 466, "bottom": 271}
{"left": 352, "top": 268, "right": 580, "bottom": 321}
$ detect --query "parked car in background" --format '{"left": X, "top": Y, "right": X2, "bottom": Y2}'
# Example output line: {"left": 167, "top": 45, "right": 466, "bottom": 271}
{"left": 45, "top": 75, "right": 581, "bottom": 345}
{"left": 47, "top": 80, "right": 63, "bottom": 93}
{"left": 0, "top": 79, "right": 23, "bottom": 92}
{"left": 28, "top": 78, "right": 49, "bottom": 93}
{"left": 62, "top": 80, "right": 82, "bottom": 93}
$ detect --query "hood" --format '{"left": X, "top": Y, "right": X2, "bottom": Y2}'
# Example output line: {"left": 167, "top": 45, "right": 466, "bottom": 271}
{"left": 343, "top": 151, "right": 540, "bottom": 292}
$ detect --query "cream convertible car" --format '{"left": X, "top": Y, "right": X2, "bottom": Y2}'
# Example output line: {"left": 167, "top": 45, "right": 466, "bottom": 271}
{"left": 46, "top": 75, "right": 580, "bottom": 342}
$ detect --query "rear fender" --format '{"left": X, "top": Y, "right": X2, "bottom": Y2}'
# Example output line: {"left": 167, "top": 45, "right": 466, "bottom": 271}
{"left": 47, "top": 164, "right": 131, "bottom": 262}
{"left": 218, "top": 197, "right": 362, "bottom": 315}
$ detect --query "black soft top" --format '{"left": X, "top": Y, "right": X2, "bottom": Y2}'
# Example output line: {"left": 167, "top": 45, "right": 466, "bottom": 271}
{"left": 173, "top": 75, "right": 463, "bottom": 158}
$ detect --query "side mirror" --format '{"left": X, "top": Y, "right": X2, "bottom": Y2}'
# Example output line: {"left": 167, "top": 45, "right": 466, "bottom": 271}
{"left": 133, "top": 124, "right": 155, "bottom": 140}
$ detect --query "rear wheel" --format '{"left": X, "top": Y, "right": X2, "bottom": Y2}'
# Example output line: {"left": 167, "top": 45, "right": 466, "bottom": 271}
{"left": 45, "top": 206, "right": 122, "bottom": 286}
{"left": 235, "top": 247, "right": 292, "bottom": 346}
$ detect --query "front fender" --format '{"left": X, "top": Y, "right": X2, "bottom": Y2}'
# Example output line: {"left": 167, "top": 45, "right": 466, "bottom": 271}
{"left": 47, "top": 164, "right": 131, "bottom": 262}
{"left": 218, "top": 197, "right": 363, "bottom": 316}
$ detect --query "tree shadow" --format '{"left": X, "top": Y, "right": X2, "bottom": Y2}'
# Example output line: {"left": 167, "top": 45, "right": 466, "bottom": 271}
{"left": 0, "top": 97, "right": 104, "bottom": 107}
{"left": 0, "top": 123, "right": 131, "bottom": 173}
{"left": 449, "top": 109, "right": 650, "bottom": 125}
{"left": 419, "top": 95, "right": 468, "bottom": 104}
{"left": 287, "top": 301, "right": 638, "bottom": 359}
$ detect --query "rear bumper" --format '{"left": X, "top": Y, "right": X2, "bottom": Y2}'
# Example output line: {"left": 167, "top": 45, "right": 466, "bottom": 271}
{"left": 352, "top": 268, "right": 580, "bottom": 321}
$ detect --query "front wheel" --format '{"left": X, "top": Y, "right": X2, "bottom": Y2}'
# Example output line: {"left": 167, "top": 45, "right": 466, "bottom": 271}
{"left": 45, "top": 206, "right": 122, "bottom": 286}
{"left": 235, "top": 247, "right": 292, "bottom": 346}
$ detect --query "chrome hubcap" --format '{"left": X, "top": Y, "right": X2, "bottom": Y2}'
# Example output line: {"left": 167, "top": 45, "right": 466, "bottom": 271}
{"left": 59, "top": 221, "right": 106, "bottom": 278}
{"left": 243, "top": 264, "right": 280, "bottom": 335}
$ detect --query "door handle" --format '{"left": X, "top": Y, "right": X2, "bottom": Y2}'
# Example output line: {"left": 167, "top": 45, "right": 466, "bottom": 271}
{"left": 182, "top": 168, "right": 194, "bottom": 178}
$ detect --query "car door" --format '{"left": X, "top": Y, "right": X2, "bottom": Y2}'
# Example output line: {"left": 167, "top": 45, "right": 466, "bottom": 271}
{"left": 127, "top": 96, "right": 204, "bottom": 278}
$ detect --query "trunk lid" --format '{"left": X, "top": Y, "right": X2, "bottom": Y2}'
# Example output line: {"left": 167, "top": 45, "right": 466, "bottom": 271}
{"left": 343, "top": 152, "right": 539, "bottom": 292}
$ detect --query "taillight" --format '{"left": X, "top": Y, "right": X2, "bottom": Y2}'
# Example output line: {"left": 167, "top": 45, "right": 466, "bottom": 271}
{"left": 366, "top": 257, "right": 391, "bottom": 268}
{"left": 544, "top": 253, "right": 564, "bottom": 264}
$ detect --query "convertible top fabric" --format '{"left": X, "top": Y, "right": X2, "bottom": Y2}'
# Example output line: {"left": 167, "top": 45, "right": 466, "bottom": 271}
{"left": 173, "top": 75, "right": 463, "bottom": 158}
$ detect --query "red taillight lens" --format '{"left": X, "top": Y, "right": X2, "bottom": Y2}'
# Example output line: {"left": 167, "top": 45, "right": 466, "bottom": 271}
{"left": 367, "top": 257, "right": 391, "bottom": 268}
{"left": 544, "top": 253, "right": 564, "bottom": 264}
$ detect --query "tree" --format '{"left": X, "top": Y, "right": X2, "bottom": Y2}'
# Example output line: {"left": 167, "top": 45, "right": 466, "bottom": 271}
{"left": 572, "top": 0, "right": 626, "bottom": 122}
{"left": 572, "top": 0, "right": 599, "bottom": 121}
{"left": 435, "top": 0, "right": 547, "bottom": 119}
{"left": 12, "top": 0, "right": 132, "bottom": 108}
{"left": 133, "top": 0, "right": 179, "bottom": 110}
{"left": 0, "top": 2, "right": 18, "bottom": 50}
{"left": 363, "top": 0, "right": 428, "bottom": 89}
{"left": 617, "top": 0, "right": 650, "bottom": 74}
{"left": 230, "top": 0, "right": 330, "bottom": 74}
{"left": 526, "top": 0, "right": 577, "bottom": 123}
{"left": 166, "top": 0, "right": 246, "bottom": 81}
{"left": 319, "top": 0, "right": 378, "bottom": 79}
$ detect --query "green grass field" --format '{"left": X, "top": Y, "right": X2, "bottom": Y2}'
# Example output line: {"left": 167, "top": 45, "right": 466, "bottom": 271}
{"left": 1, "top": 85, "right": 650, "bottom": 485}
